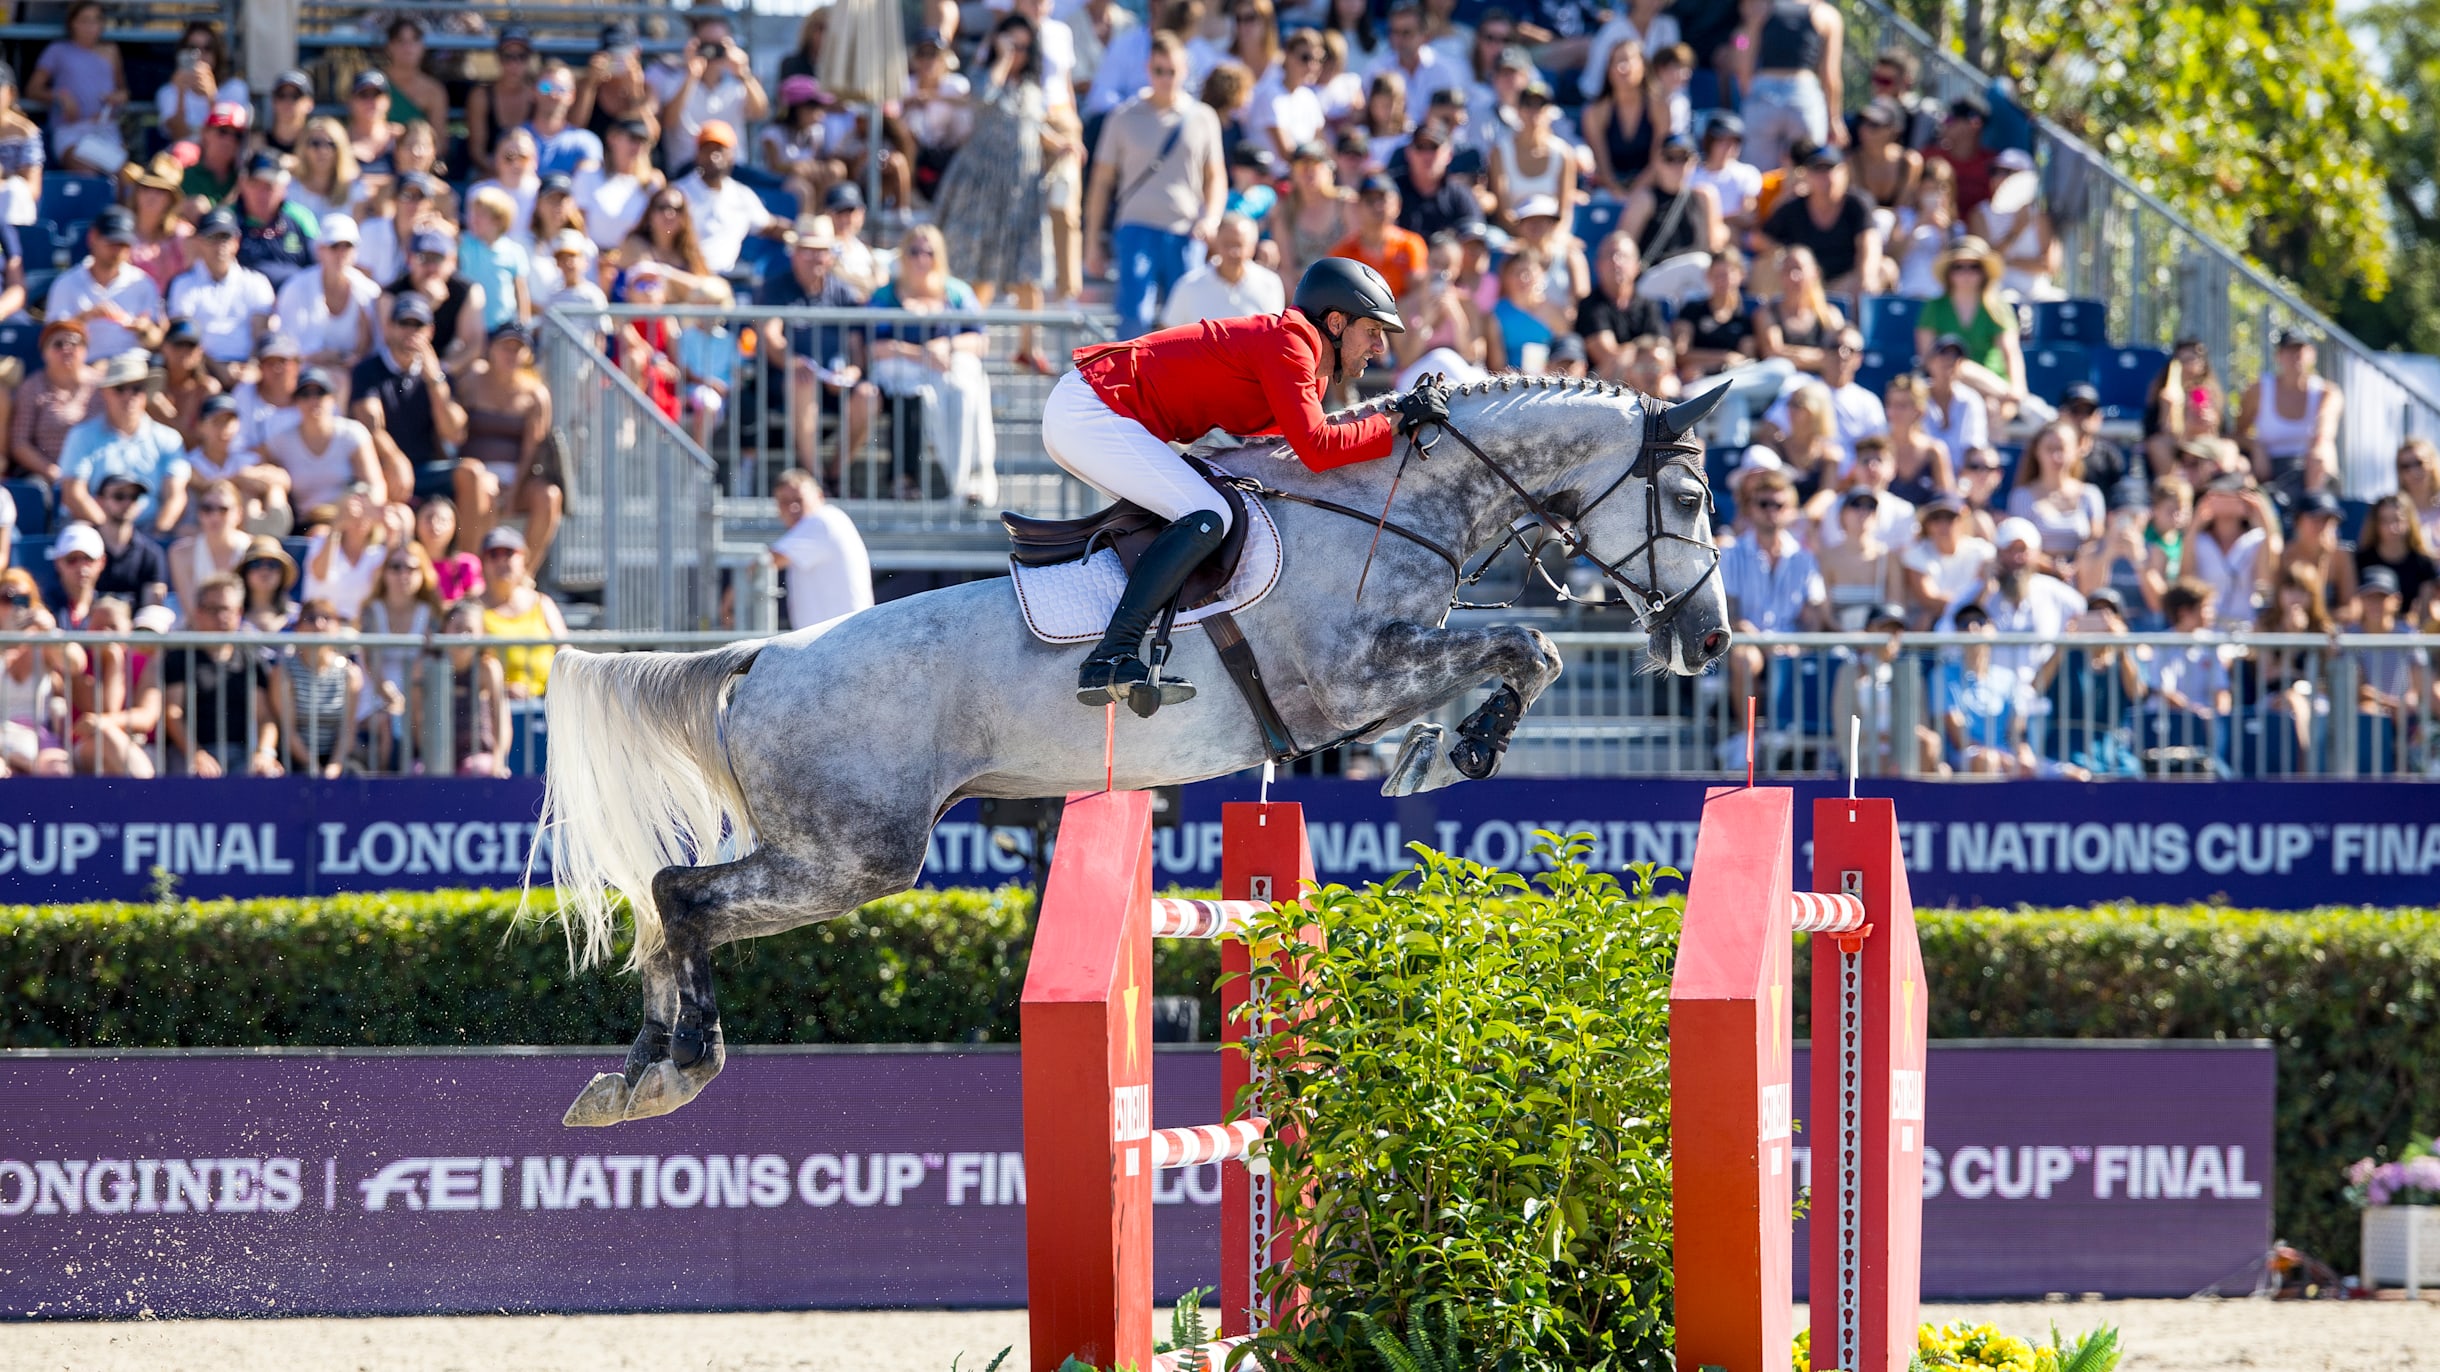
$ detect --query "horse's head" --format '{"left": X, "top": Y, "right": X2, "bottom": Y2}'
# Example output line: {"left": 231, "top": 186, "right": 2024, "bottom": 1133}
{"left": 1528, "top": 383, "right": 1733, "bottom": 674}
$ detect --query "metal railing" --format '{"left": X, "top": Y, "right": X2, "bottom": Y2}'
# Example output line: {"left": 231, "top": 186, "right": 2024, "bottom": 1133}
{"left": 6, "top": 627, "right": 2434, "bottom": 781}
{"left": 1837, "top": 0, "right": 2439, "bottom": 498}
{"left": 536, "top": 308, "right": 724, "bottom": 630}
{"left": 293, "top": 1, "right": 709, "bottom": 54}
{"left": 571, "top": 302, "right": 1118, "bottom": 551}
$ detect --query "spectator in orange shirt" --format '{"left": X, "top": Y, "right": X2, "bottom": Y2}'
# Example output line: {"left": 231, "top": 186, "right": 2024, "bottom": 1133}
{"left": 1332, "top": 174, "right": 1428, "bottom": 296}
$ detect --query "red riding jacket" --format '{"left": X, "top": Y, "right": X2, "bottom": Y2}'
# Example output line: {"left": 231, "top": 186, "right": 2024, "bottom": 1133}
{"left": 1070, "top": 311, "right": 1396, "bottom": 471}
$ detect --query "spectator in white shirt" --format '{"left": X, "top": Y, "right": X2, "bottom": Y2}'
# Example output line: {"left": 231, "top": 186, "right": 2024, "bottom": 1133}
{"left": 675, "top": 121, "right": 778, "bottom": 276}
{"left": 46, "top": 208, "right": 167, "bottom": 362}
{"left": 575, "top": 119, "right": 662, "bottom": 254}
{"left": 1366, "top": 2, "right": 1461, "bottom": 110}
{"left": 1160, "top": 214, "right": 1285, "bottom": 325}
{"left": 275, "top": 213, "right": 381, "bottom": 376}
{"left": 1901, "top": 496, "right": 1993, "bottom": 626}
{"left": 659, "top": 29, "right": 769, "bottom": 172}
{"left": 1248, "top": 30, "right": 1329, "bottom": 162}
{"left": 1689, "top": 112, "right": 1763, "bottom": 232}
{"left": 1944, "top": 517, "right": 2087, "bottom": 675}
{"left": 1764, "top": 329, "right": 1887, "bottom": 470}
{"left": 166, "top": 207, "right": 276, "bottom": 371}
{"left": 156, "top": 22, "right": 248, "bottom": 145}
{"left": 770, "top": 468, "right": 872, "bottom": 630}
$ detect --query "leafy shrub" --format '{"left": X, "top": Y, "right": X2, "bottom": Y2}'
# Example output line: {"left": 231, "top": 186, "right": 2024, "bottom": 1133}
{"left": 1240, "top": 838, "right": 1680, "bottom": 1372}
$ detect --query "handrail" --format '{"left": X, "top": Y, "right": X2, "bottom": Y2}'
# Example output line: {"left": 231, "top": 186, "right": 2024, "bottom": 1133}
{"left": 1839, "top": 0, "right": 2440, "bottom": 436}
{"left": 537, "top": 309, "right": 720, "bottom": 477}
{"left": 585, "top": 303, "right": 1120, "bottom": 334}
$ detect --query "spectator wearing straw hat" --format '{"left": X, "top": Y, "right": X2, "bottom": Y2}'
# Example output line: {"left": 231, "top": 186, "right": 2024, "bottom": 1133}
{"left": 1914, "top": 235, "right": 2040, "bottom": 424}
{"left": 61, "top": 350, "right": 188, "bottom": 537}
{"left": 167, "top": 207, "right": 276, "bottom": 372}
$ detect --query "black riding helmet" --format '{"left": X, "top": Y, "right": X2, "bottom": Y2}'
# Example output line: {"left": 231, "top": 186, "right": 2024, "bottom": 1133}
{"left": 1294, "top": 257, "right": 1404, "bottom": 378}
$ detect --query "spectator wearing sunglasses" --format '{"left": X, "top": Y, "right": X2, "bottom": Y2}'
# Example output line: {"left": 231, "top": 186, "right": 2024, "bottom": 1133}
{"left": 61, "top": 351, "right": 189, "bottom": 537}
{"left": 85, "top": 472, "right": 172, "bottom": 607}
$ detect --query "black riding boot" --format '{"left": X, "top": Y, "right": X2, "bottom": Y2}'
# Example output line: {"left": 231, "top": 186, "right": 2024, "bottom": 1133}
{"left": 1075, "top": 512, "right": 1228, "bottom": 713}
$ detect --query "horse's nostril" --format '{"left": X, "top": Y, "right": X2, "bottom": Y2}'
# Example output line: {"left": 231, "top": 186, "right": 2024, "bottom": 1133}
{"left": 1700, "top": 629, "right": 1730, "bottom": 658}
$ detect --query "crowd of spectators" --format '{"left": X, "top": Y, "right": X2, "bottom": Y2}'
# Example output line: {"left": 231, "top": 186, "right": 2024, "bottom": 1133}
{"left": 0, "top": 1, "right": 2431, "bottom": 780}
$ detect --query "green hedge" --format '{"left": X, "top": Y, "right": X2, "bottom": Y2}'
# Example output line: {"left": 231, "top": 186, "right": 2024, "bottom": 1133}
{"left": 5, "top": 891, "right": 2435, "bottom": 1273}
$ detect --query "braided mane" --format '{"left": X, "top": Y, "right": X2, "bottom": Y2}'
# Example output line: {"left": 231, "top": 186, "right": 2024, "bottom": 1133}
{"left": 1339, "top": 373, "right": 1655, "bottom": 421}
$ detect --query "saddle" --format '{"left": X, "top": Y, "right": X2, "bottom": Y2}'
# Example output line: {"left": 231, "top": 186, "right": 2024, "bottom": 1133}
{"left": 1000, "top": 457, "right": 1254, "bottom": 614}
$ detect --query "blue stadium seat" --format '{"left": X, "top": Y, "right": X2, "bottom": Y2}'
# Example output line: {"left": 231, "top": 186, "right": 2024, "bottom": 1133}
{"left": 733, "top": 234, "right": 790, "bottom": 292}
{"left": 1855, "top": 346, "right": 1908, "bottom": 397}
{"left": 2340, "top": 498, "right": 2372, "bottom": 546}
{"left": 4, "top": 478, "right": 51, "bottom": 535}
{"left": 2029, "top": 298, "right": 2109, "bottom": 345}
{"left": 12, "top": 531, "right": 50, "bottom": 571}
{"left": 0, "top": 319, "right": 38, "bottom": 363}
{"left": 1687, "top": 68, "right": 1721, "bottom": 114}
{"left": 1860, "top": 295, "right": 1919, "bottom": 351}
{"left": 39, "top": 173, "right": 114, "bottom": 230}
{"left": 2023, "top": 343, "right": 2090, "bottom": 406}
{"left": 754, "top": 186, "right": 800, "bottom": 223}
{"left": 1573, "top": 199, "right": 1620, "bottom": 249}
{"left": 2091, "top": 345, "right": 2167, "bottom": 421}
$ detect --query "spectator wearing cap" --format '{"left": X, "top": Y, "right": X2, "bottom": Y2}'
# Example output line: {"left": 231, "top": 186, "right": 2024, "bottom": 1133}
{"left": 181, "top": 103, "right": 250, "bottom": 211}
{"left": 537, "top": 230, "right": 612, "bottom": 333}
{"left": 1762, "top": 326, "right": 1885, "bottom": 468}
{"left": 575, "top": 119, "right": 665, "bottom": 256}
{"left": 1719, "top": 466, "right": 1829, "bottom": 704}
{"left": 263, "top": 69, "right": 315, "bottom": 157}
{"left": 1913, "top": 235, "right": 2040, "bottom": 424}
{"left": 1948, "top": 515, "right": 2088, "bottom": 675}
{"left": 2056, "top": 382, "right": 2142, "bottom": 512}
{"left": 575, "top": 21, "right": 660, "bottom": 144}
{"left": 1688, "top": 112, "right": 1763, "bottom": 234}
{"left": 47, "top": 521, "right": 109, "bottom": 629}
{"left": 86, "top": 469, "right": 172, "bottom": 607}
{"left": 2278, "top": 488, "right": 2359, "bottom": 614}
{"left": 167, "top": 207, "right": 277, "bottom": 372}
{"left": 48, "top": 208, "right": 167, "bottom": 362}
{"left": 661, "top": 20, "right": 770, "bottom": 173}
{"left": 1335, "top": 175, "right": 1430, "bottom": 297}
{"left": 1756, "top": 144, "right": 1880, "bottom": 296}
{"left": 273, "top": 365, "right": 386, "bottom": 523}
{"left": 182, "top": 393, "right": 291, "bottom": 535}
{"left": 1733, "top": 0, "right": 1843, "bottom": 174}
{"left": 343, "top": 70, "right": 404, "bottom": 176}
{"left": 676, "top": 120, "right": 781, "bottom": 277}
{"left": 1365, "top": 3, "right": 1463, "bottom": 111}
{"left": 232, "top": 332, "right": 306, "bottom": 456}
{"left": 1926, "top": 92, "right": 1996, "bottom": 219}
{"left": 392, "top": 229, "right": 487, "bottom": 373}
{"left": 2349, "top": 567, "right": 2422, "bottom": 751}
{"left": 1225, "top": 143, "right": 1281, "bottom": 225}
{"left": 276, "top": 213, "right": 381, "bottom": 378}
{"left": 1921, "top": 334, "right": 1991, "bottom": 468}
{"left": 149, "top": 316, "right": 221, "bottom": 447}
{"left": 1086, "top": 32, "right": 1227, "bottom": 337}
{"left": 9, "top": 320, "right": 95, "bottom": 483}
{"left": 1901, "top": 494, "right": 1994, "bottom": 626}
{"left": 61, "top": 351, "right": 188, "bottom": 537}
{"left": 467, "top": 24, "right": 543, "bottom": 179}
{"left": 819, "top": 183, "right": 883, "bottom": 295}
{"left": 1577, "top": 231, "right": 1667, "bottom": 379}
{"left": 460, "top": 188, "right": 535, "bottom": 332}
{"left": 478, "top": 525, "right": 569, "bottom": 700}
{"left": 758, "top": 215, "right": 876, "bottom": 470}
{"left": 374, "top": 16, "right": 450, "bottom": 132}
{"left": 235, "top": 151, "right": 318, "bottom": 288}
{"left": 1162, "top": 212, "right": 1285, "bottom": 327}
{"left": 1973, "top": 147, "right": 2058, "bottom": 300}
{"left": 351, "top": 292, "right": 466, "bottom": 505}
{"left": 764, "top": 74, "right": 843, "bottom": 214}
{"left": 1851, "top": 98, "right": 1919, "bottom": 208}
{"left": 1619, "top": 133, "right": 1721, "bottom": 289}
{"left": 2236, "top": 330, "right": 2345, "bottom": 507}
{"left": 121, "top": 153, "right": 194, "bottom": 296}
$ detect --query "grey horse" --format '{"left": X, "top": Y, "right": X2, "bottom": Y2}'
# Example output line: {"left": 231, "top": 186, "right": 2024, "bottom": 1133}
{"left": 536, "top": 376, "right": 1731, "bottom": 1126}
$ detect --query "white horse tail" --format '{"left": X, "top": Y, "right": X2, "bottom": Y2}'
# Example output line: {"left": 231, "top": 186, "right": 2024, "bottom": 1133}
{"left": 529, "top": 640, "right": 768, "bottom": 971}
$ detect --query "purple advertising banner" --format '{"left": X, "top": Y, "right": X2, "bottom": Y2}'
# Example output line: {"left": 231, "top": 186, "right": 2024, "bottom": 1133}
{"left": 0, "top": 1042, "right": 2270, "bottom": 1318}
{"left": 0, "top": 777, "right": 2431, "bottom": 909}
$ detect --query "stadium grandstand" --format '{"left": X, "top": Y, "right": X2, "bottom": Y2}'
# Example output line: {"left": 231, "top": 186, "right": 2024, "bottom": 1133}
{"left": 0, "top": 0, "right": 2432, "bottom": 785}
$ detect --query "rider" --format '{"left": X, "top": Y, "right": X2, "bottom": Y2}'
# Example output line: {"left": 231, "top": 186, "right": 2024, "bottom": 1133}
{"left": 1048, "top": 257, "right": 1450, "bottom": 712}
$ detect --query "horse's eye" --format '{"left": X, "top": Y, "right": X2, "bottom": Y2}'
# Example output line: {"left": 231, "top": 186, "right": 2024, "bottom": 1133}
{"left": 1677, "top": 490, "right": 1704, "bottom": 511}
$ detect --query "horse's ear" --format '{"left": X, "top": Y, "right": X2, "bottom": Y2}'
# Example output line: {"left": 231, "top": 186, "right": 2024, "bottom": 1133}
{"left": 1659, "top": 385, "right": 1730, "bottom": 440}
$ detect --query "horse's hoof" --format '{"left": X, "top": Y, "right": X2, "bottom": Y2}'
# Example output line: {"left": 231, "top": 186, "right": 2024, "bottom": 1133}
{"left": 563, "top": 1072, "right": 630, "bottom": 1128}
{"left": 622, "top": 1060, "right": 705, "bottom": 1121}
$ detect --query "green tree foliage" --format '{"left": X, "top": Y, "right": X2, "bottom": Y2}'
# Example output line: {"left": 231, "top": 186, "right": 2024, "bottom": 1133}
{"left": 1884, "top": 0, "right": 2403, "bottom": 304}
{"left": 2336, "top": 0, "right": 2440, "bottom": 351}
{"left": 1239, "top": 840, "right": 1681, "bottom": 1371}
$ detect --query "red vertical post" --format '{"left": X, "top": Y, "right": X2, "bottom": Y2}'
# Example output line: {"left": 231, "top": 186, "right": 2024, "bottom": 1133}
{"left": 1670, "top": 786, "right": 1797, "bottom": 1372}
{"left": 1809, "top": 798, "right": 1927, "bottom": 1372}
{"left": 1022, "top": 790, "right": 1157, "bottom": 1372}
{"left": 1219, "top": 801, "right": 1315, "bottom": 1339}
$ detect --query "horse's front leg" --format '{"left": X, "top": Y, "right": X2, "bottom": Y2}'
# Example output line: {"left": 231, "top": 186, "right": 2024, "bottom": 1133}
{"left": 1328, "top": 621, "right": 1564, "bottom": 795}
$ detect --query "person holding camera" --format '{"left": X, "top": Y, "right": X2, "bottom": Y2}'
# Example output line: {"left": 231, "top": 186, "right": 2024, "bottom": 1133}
{"left": 661, "top": 30, "right": 770, "bottom": 174}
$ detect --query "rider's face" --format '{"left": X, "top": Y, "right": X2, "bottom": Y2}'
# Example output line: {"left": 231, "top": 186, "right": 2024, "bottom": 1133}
{"left": 1336, "top": 316, "right": 1390, "bottom": 374}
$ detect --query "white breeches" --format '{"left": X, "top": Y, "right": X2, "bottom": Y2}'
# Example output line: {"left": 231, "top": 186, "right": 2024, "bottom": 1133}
{"left": 1041, "top": 371, "right": 1234, "bottom": 534}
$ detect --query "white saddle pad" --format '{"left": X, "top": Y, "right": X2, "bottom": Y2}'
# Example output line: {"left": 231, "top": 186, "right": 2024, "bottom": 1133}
{"left": 1010, "top": 492, "right": 1285, "bottom": 645}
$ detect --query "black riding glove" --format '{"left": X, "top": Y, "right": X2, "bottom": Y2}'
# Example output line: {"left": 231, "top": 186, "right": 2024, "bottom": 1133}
{"left": 1393, "top": 376, "right": 1452, "bottom": 439}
